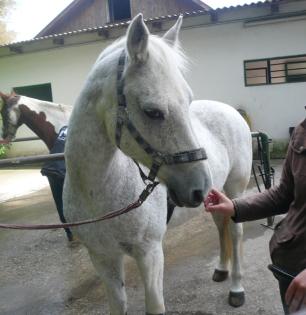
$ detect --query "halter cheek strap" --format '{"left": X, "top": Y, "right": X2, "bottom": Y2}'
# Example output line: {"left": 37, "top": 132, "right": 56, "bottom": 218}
{"left": 115, "top": 50, "right": 207, "bottom": 183}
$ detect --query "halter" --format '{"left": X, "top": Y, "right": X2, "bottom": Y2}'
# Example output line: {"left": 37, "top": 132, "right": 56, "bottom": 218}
{"left": 115, "top": 50, "right": 207, "bottom": 184}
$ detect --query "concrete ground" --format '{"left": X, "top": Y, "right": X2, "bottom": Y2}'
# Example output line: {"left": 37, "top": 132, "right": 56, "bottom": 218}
{"left": 0, "top": 168, "right": 48, "bottom": 202}
{"left": 0, "top": 161, "right": 287, "bottom": 315}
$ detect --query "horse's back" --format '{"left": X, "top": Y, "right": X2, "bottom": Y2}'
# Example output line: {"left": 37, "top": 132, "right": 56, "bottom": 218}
{"left": 190, "top": 100, "right": 252, "bottom": 190}
{"left": 191, "top": 100, "right": 250, "bottom": 136}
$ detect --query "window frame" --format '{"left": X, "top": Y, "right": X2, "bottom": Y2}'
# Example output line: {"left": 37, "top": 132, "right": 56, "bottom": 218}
{"left": 244, "top": 53, "right": 306, "bottom": 87}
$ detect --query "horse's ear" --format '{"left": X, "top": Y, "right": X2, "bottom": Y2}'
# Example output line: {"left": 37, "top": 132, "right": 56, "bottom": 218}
{"left": 0, "top": 92, "right": 9, "bottom": 101}
{"left": 163, "top": 15, "right": 183, "bottom": 47}
{"left": 127, "top": 13, "right": 149, "bottom": 63}
{"left": 0, "top": 92, "right": 7, "bottom": 110}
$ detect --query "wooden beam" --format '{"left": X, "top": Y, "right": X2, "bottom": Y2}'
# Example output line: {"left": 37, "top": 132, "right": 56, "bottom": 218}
{"left": 152, "top": 21, "right": 162, "bottom": 31}
{"left": 9, "top": 46, "right": 23, "bottom": 54}
{"left": 271, "top": 3, "right": 279, "bottom": 14}
{"left": 0, "top": 153, "right": 64, "bottom": 168}
{"left": 210, "top": 11, "right": 218, "bottom": 23}
{"left": 98, "top": 29, "right": 110, "bottom": 38}
{"left": 53, "top": 37, "right": 65, "bottom": 45}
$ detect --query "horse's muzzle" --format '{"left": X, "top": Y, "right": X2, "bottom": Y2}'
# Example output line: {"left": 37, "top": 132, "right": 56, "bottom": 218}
{"left": 168, "top": 188, "right": 204, "bottom": 208}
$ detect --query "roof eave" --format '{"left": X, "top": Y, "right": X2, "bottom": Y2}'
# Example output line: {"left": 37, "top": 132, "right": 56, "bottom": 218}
{"left": 0, "top": 0, "right": 294, "bottom": 54}
{"left": 191, "top": 0, "right": 213, "bottom": 11}
{"left": 35, "top": 0, "right": 83, "bottom": 38}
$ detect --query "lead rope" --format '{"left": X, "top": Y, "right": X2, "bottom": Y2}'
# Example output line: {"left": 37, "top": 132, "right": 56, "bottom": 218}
{"left": 0, "top": 181, "right": 159, "bottom": 230}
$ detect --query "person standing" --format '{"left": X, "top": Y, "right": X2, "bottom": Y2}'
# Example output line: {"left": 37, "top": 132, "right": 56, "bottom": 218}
{"left": 41, "top": 126, "right": 74, "bottom": 242}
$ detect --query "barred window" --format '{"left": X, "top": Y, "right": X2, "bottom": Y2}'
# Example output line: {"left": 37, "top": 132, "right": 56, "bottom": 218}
{"left": 244, "top": 54, "right": 306, "bottom": 86}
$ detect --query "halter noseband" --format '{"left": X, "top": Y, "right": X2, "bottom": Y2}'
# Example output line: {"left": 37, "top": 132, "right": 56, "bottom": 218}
{"left": 115, "top": 50, "right": 207, "bottom": 183}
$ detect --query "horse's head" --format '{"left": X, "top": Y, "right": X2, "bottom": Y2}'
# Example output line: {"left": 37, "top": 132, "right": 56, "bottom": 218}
{"left": 0, "top": 91, "right": 21, "bottom": 142}
{"left": 98, "top": 14, "right": 212, "bottom": 207}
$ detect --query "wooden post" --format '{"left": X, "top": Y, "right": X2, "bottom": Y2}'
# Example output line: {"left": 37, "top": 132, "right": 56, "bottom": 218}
{"left": 0, "top": 153, "right": 64, "bottom": 168}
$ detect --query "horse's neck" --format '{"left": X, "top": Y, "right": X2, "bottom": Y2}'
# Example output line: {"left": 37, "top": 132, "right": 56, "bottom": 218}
{"left": 67, "top": 105, "right": 131, "bottom": 188}
{"left": 19, "top": 104, "right": 56, "bottom": 150}
{"left": 18, "top": 98, "right": 71, "bottom": 150}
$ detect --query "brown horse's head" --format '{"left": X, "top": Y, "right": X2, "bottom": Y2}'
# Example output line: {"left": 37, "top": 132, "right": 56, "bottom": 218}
{"left": 0, "top": 91, "right": 21, "bottom": 142}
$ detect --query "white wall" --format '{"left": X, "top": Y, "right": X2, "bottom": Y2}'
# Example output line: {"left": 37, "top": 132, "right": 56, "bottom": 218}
{"left": 181, "top": 17, "right": 306, "bottom": 143}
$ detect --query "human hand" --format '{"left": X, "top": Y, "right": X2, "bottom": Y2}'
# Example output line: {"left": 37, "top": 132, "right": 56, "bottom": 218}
{"left": 285, "top": 269, "right": 306, "bottom": 313}
{"left": 204, "top": 189, "right": 235, "bottom": 217}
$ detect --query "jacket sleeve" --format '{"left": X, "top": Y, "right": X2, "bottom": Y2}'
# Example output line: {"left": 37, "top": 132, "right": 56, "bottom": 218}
{"left": 232, "top": 146, "right": 294, "bottom": 222}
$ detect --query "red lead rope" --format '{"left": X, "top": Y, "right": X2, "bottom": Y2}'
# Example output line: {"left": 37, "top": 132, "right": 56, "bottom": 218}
{"left": 0, "top": 182, "right": 159, "bottom": 230}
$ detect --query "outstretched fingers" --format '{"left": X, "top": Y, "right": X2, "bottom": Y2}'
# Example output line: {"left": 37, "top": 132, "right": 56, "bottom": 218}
{"left": 204, "top": 188, "right": 235, "bottom": 217}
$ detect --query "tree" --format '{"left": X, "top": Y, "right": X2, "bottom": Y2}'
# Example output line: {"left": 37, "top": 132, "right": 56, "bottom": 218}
{"left": 0, "top": 0, "right": 16, "bottom": 44}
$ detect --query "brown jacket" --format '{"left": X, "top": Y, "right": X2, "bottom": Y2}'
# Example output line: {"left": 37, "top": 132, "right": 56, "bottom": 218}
{"left": 233, "top": 118, "right": 306, "bottom": 274}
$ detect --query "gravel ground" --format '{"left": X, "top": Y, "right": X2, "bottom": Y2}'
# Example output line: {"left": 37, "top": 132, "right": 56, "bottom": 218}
{"left": 0, "top": 160, "right": 288, "bottom": 315}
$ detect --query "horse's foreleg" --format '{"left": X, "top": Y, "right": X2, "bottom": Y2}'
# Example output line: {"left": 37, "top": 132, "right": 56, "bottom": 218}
{"left": 135, "top": 243, "right": 165, "bottom": 315}
{"left": 89, "top": 251, "right": 127, "bottom": 315}
{"left": 228, "top": 220, "right": 245, "bottom": 307}
{"left": 224, "top": 182, "right": 246, "bottom": 307}
{"left": 211, "top": 212, "right": 231, "bottom": 282}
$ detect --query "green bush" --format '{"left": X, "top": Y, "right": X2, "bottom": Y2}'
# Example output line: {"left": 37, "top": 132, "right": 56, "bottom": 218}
{"left": 0, "top": 144, "right": 10, "bottom": 159}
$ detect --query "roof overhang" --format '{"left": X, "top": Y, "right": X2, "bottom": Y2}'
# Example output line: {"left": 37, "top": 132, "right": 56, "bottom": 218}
{"left": 35, "top": 0, "right": 86, "bottom": 38}
{"left": 36, "top": 0, "right": 212, "bottom": 38}
{"left": 0, "top": 0, "right": 303, "bottom": 59}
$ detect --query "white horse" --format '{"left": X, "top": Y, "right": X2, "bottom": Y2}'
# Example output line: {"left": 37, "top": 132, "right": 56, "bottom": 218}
{"left": 64, "top": 14, "right": 252, "bottom": 314}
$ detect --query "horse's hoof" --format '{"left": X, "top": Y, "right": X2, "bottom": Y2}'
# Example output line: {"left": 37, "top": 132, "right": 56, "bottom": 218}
{"left": 228, "top": 291, "right": 245, "bottom": 307}
{"left": 212, "top": 269, "right": 229, "bottom": 282}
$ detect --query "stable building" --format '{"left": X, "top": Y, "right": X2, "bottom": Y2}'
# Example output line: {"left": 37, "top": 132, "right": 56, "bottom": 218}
{"left": 0, "top": 0, "right": 305, "bottom": 157}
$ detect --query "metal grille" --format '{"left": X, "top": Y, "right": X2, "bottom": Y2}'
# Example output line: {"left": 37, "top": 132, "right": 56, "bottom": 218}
{"left": 244, "top": 54, "right": 306, "bottom": 86}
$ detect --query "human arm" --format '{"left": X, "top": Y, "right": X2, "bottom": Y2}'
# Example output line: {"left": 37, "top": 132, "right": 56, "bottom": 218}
{"left": 232, "top": 148, "right": 294, "bottom": 222}
{"left": 285, "top": 269, "right": 306, "bottom": 313}
{"left": 205, "top": 147, "right": 295, "bottom": 222}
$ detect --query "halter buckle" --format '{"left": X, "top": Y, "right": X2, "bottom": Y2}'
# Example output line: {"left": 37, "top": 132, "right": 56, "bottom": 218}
{"left": 152, "top": 152, "right": 164, "bottom": 166}
{"left": 139, "top": 182, "right": 159, "bottom": 203}
{"left": 117, "top": 106, "right": 128, "bottom": 124}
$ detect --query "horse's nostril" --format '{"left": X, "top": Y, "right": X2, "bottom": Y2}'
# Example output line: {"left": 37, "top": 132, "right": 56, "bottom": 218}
{"left": 168, "top": 189, "right": 183, "bottom": 207}
{"left": 192, "top": 189, "right": 204, "bottom": 204}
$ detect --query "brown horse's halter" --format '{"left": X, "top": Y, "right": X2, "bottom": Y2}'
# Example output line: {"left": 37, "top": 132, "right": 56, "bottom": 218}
{"left": 0, "top": 50, "right": 207, "bottom": 230}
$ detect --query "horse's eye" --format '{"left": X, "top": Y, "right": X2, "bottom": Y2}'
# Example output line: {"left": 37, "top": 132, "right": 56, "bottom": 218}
{"left": 144, "top": 109, "right": 164, "bottom": 120}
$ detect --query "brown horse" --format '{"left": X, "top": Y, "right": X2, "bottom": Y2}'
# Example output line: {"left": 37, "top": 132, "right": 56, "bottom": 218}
{"left": 0, "top": 91, "right": 74, "bottom": 241}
